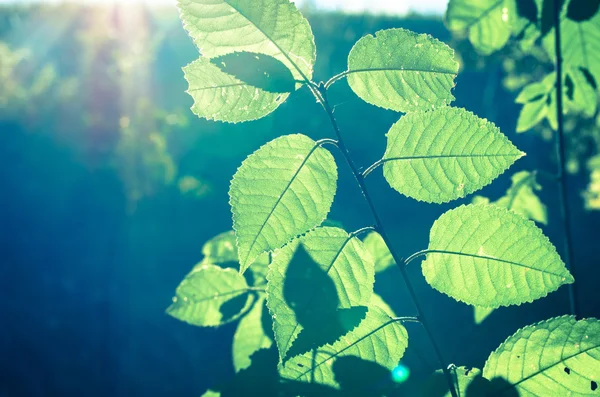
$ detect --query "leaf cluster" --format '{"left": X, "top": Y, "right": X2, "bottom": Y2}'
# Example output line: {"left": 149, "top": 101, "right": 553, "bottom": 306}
{"left": 167, "top": 1, "right": 600, "bottom": 396}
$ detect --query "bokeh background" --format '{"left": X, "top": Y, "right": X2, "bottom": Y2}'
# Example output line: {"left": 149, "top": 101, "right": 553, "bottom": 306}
{"left": 1, "top": 1, "right": 599, "bottom": 396}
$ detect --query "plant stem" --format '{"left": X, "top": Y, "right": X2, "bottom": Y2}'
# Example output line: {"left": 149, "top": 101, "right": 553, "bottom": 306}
{"left": 552, "top": 0, "right": 579, "bottom": 317}
{"left": 362, "top": 159, "right": 384, "bottom": 178}
{"left": 313, "top": 84, "right": 458, "bottom": 397}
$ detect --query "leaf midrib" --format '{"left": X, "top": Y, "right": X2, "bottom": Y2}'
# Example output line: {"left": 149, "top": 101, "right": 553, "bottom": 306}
{"left": 292, "top": 317, "right": 400, "bottom": 380}
{"left": 346, "top": 67, "right": 457, "bottom": 76}
{"left": 383, "top": 153, "right": 522, "bottom": 162}
{"left": 221, "top": 0, "right": 312, "bottom": 83}
{"left": 456, "top": 0, "right": 505, "bottom": 31}
{"left": 241, "top": 142, "right": 322, "bottom": 266}
{"left": 184, "top": 287, "right": 250, "bottom": 304}
{"left": 425, "top": 250, "right": 569, "bottom": 279}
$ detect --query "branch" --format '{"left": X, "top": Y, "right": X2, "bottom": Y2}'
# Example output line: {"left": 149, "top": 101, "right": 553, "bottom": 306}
{"left": 312, "top": 84, "right": 459, "bottom": 397}
{"left": 552, "top": 0, "right": 579, "bottom": 317}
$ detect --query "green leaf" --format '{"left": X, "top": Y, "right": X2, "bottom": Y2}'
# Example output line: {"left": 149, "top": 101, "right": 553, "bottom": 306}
{"left": 210, "top": 52, "right": 296, "bottom": 93}
{"left": 382, "top": 107, "right": 524, "bottom": 203}
{"left": 266, "top": 227, "right": 375, "bottom": 361}
{"left": 445, "top": 0, "right": 516, "bottom": 55}
{"left": 202, "top": 230, "right": 240, "bottom": 265}
{"left": 421, "top": 366, "right": 491, "bottom": 396}
{"left": 195, "top": 231, "right": 270, "bottom": 286}
{"left": 232, "top": 297, "right": 273, "bottom": 372}
{"left": 347, "top": 28, "right": 458, "bottom": 113}
{"left": 483, "top": 316, "right": 600, "bottom": 396}
{"left": 422, "top": 204, "right": 574, "bottom": 308}
{"left": 230, "top": 134, "right": 338, "bottom": 270}
{"left": 184, "top": 57, "right": 287, "bottom": 123}
{"left": 167, "top": 263, "right": 252, "bottom": 327}
{"left": 177, "top": 0, "right": 315, "bottom": 83}
{"left": 278, "top": 306, "right": 408, "bottom": 388}
{"left": 494, "top": 171, "right": 548, "bottom": 224}
{"left": 516, "top": 97, "right": 548, "bottom": 132}
{"left": 473, "top": 306, "right": 495, "bottom": 324}
{"left": 201, "top": 390, "right": 220, "bottom": 397}
{"left": 543, "top": 9, "right": 600, "bottom": 90}
{"left": 362, "top": 231, "right": 395, "bottom": 273}
{"left": 565, "top": 67, "right": 598, "bottom": 117}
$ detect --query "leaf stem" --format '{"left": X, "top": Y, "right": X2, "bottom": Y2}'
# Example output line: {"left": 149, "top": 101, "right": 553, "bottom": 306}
{"left": 324, "top": 70, "right": 350, "bottom": 89}
{"left": 552, "top": 0, "right": 579, "bottom": 317}
{"left": 316, "top": 138, "right": 339, "bottom": 148}
{"left": 392, "top": 316, "right": 421, "bottom": 323}
{"left": 350, "top": 225, "right": 377, "bottom": 237}
{"left": 312, "top": 84, "right": 458, "bottom": 397}
{"left": 404, "top": 249, "right": 430, "bottom": 266}
{"left": 362, "top": 159, "right": 384, "bottom": 178}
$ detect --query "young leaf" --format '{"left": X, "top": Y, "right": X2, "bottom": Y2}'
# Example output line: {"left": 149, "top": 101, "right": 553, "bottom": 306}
{"left": 184, "top": 57, "right": 287, "bottom": 123}
{"left": 202, "top": 230, "right": 240, "bottom": 265}
{"left": 445, "top": 0, "right": 516, "bottom": 55}
{"left": 266, "top": 227, "right": 375, "bottom": 361}
{"left": 177, "top": 0, "right": 315, "bottom": 83}
{"left": 362, "top": 231, "right": 395, "bottom": 273}
{"left": 347, "top": 28, "right": 458, "bottom": 113}
{"left": 230, "top": 134, "right": 337, "bottom": 270}
{"left": 210, "top": 52, "right": 296, "bottom": 93}
{"left": 473, "top": 306, "right": 495, "bottom": 325}
{"left": 566, "top": 67, "right": 598, "bottom": 117}
{"left": 232, "top": 297, "right": 273, "bottom": 372}
{"left": 543, "top": 9, "right": 600, "bottom": 90}
{"left": 474, "top": 171, "right": 548, "bottom": 225}
{"left": 278, "top": 306, "right": 408, "bottom": 388}
{"left": 483, "top": 316, "right": 600, "bottom": 396}
{"left": 167, "top": 263, "right": 253, "bottom": 327}
{"left": 422, "top": 204, "right": 574, "bottom": 308}
{"left": 195, "top": 230, "right": 270, "bottom": 286}
{"left": 516, "top": 97, "right": 548, "bottom": 132}
{"left": 421, "top": 366, "right": 490, "bottom": 396}
{"left": 382, "top": 107, "right": 524, "bottom": 203}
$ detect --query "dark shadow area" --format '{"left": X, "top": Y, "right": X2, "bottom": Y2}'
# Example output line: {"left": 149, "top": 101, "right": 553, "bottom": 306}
{"left": 516, "top": 0, "right": 538, "bottom": 24}
{"left": 567, "top": 0, "right": 600, "bottom": 21}
{"left": 332, "top": 355, "right": 392, "bottom": 397}
{"left": 211, "top": 52, "right": 296, "bottom": 93}
{"left": 218, "top": 293, "right": 251, "bottom": 323}
{"left": 283, "top": 244, "right": 367, "bottom": 360}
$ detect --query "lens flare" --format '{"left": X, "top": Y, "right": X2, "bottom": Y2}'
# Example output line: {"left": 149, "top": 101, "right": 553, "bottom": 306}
{"left": 391, "top": 363, "right": 410, "bottom": 383}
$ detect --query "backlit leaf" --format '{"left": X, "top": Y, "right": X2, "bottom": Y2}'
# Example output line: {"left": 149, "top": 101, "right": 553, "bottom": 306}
{"left": 543, "top": 7, "right": 600, "bottom": 90}
{"left": 383, "top": 107, "right": 524, "bottom": 203}
{"left": 474, "top": 171, "right": 547, "bottom": 225}
{"left": 474, "top": 306, "right": 495, "bottom": 324}
{"left": 347, "top": 28, "right": 458, "bottom": 113}
{"left": 266, "top": 227, "right": 374, "bottom": 361}
{"left": 184, "top": 57, "right": 287, "bottom": 123}
{"left": 278, "top": 306, "right": 408, "bottom": 388}
{"left": 422, "top": 204, "right": 573, "bottom": 308}
{"left": 230, "top": 134, "right": 337, "bottom": 271}
{"left": 362, "top": 231, "right": 395, "bottom": 273}
{"left": 484, "top": 316, "right": 600, "bottom": 396}
{"left": 167, "top": 263, "right": 252, "bottom": 327}
{"left": 177, "top": 0, "right": 315, "bottom": 83}
{"left": 232, "top": 297, "right": 273, "bottom": 372}
{"left": 445, "top": 0, "right": 516, "bottom": 55}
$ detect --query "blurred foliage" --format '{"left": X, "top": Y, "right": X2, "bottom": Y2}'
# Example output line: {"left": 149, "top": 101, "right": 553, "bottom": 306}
{"left": 2, "top": 3, "right": 600, "bottom": 396}
{"left": 446, "top": 0, "right": 600, "bottom": 211}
